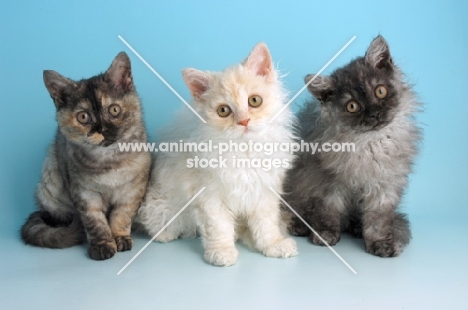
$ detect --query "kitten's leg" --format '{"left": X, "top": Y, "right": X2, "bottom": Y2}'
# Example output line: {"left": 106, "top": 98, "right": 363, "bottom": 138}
{"left": 137, "top": 193, "right": 195, "bottom": 243}
{"left": 109, "top": 203, "right": 138, "bottom": 252}
{"left": 283, "top": 197, "right": 314, "bottom": 237}
{"left": 362, "top": 192, "right": 404, "bottom": 257}
{"left": 76, "top": 192, "right": 116, "bottom": 260}
{"left": 248, "top": 194, "right": 297, "bottom": 258}
{"left": 195, "top": 197, "right": 238, "bottom": 267}
{"left": 288, "top": 212, "right": 312, "bottom": 237}
{"left": 307, "top": 195, "right": 343, "bottom": 246}
{"left": 362, "top": 208, "right": 396, "bottom": 257}
{"left": 110, "top": 157, "right": 150, "bottom": 250}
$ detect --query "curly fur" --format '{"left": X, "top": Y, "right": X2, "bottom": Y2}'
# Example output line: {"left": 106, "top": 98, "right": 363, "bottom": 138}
{"left": 137, "top": 43, "right": 298, "bottom": 266}
{"left": 284, "top": 36, "right": 421, "bottom": 257}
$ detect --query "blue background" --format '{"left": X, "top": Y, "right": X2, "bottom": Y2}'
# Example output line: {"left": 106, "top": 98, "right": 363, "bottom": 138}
{"left": 1, "top": 1, "right": 467, "bottom": 309}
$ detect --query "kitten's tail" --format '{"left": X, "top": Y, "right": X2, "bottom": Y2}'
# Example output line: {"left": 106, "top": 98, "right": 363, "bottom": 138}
{"left": 21, "top": 211, "right": 86, "bottom": 248}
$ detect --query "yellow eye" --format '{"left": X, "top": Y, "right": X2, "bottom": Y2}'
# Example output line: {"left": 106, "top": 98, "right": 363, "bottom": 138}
{"left": 217, "top": 105, "right": 231, "bottom": 117}
{"left": 109, "top": 104, "right": 121, "bottom": 117}
{"left": 248, "top": 95, "right": 263, "bottom": 107}
{"left": 375, "top": 85, "right": 388, "bottom": 99}
{"left": 346, "top": 101, "right": 360, "bottom": 113}
{"left": 76, "top": 111, "right": 90, "bottom": 124}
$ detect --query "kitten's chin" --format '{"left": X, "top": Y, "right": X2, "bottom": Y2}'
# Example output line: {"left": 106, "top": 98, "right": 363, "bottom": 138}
{"left": 223, "top": 124, "right": 265, "bottom": 139}
{"left": 225, "top": 126, "right": 250, "bottom": 138}
{"left": 100, "top": 140, "right": 116, "bottom": 147}
{"left": 372, "top": 118, "right": 394, "bottom": 131}
{"left": 355, "top": 116, "right": 393, "bottom": 132}
{"left": 357, "top": 121, "right": 389, "bottom": 133}
{"left": 237, "top": 126, "right": 260, "bottom": 137}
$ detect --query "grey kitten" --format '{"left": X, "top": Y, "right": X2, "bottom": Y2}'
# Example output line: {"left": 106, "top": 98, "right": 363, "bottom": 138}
{"left": 21, "top": 52, "right": 151, "bottom": 260}
{"left": 284, "top": 36, "right": 421, "bottom": 257}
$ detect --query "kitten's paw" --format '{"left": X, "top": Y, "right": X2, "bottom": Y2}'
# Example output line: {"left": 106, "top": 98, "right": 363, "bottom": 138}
{"left": 153, "top": 230, "right": 178, "bottom": 243}
{"left": 88, "top": 239, "right": 117, "bottom": 260}
{"left": 287, "top": 217, "right": 310, "bottom": 237}
{"left": 204, "top": 247, "right": 239, "bottom": 267}
{"left": 309, "top": 230, "right": 340, "bottom": 246}
{"left": 115, "top": 235, "right": 133, "bottom": 252}
{"left": 366, "top": 239, "right": 402, "bottom": 257}
{"left": 263, "top": 238, "right": 298, "bottom": 258}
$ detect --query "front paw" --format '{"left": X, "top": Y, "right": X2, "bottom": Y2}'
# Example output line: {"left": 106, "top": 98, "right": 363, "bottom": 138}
{"left": 263, "top": 238, "right": 298, "bottom": 258}
{"left": 115, "top": 236, "right": 133, "bottom": 252}
{"left": 152, "top": 229, "right": 179, "bottom": 243}
{"left": 309, "top": 230, "right": 340, "bottom": 246}
{"left": 88, "top": 239, "right": 117, "bottom": 260}
{"left": 366, "top": 239, "right": 401, "bottom": 257}
{"left": 204, "top": 247, "right": 239, "bottom": 267}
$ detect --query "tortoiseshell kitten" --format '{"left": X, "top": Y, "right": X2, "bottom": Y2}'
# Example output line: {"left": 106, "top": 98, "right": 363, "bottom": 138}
{"left": 284, "top": 36, "right": 421, "bottom": 257}
{"left": 21, "top": 52, "right": 151, "bottom": 260}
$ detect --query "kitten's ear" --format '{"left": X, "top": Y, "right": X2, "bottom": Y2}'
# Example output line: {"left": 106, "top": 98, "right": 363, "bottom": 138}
{"left": 105, "top": 52, "right": 134, "bottom": 92}
{"left": 243, "top": 42, "right": 273, "bottom": 77}
{"left": 182, "top": 68, "right": 210, "bottom": 99}
{"left": 43, "top": 70, "right": 75, "bottom": 108}
{"left": 365, "top": 35, "right": 393, "bottom": 70}
{"left": 305, "top": 74, "right": 334, "bottom": 102}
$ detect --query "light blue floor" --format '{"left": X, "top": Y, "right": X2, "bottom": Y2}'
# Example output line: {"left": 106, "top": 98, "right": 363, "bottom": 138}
{"left": 2, "top": 214, "right": 467, "bottom": 309}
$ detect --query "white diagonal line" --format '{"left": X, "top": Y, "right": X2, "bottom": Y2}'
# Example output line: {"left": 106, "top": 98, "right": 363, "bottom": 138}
{"left": 269, "top": 187, "right": 357, "bottom": 275}
{"left": 118, "top": 35, "right": 207, "bottom": 124}
{"left": 117, "top": 187, "right": 206, "bottom": 275}
{"left": 269, "top": 36, "right": 356, "bottom": 123}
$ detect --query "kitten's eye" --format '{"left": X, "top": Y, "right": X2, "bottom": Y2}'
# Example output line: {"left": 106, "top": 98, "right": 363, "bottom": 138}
{"left": 76, "top": 111, "right": 90, "bottom": 124}
{"left": 375, "top": 85, "right": 388, "bottom": 99}
{"left": 248, "top": 95, "right": 263, "bottom": 107}
{"left": 217, "top": 105, "right": 231, "bottom": 117}
{"left": 346, "top": 101, "right": 360, "bottom": 113}
{"left": 108, "top": 104, "right": 121, "bottom": 117}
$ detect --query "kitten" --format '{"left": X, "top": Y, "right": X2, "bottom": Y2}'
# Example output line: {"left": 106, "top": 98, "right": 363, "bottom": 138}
{"left": 21, "top": 52, "right": 151, "bottom": 260}
{"left": 137, "top": 43, "right": 298, "bottom": 266}
{"left": 284, "top": 36, "right": 421, "bottom": 257}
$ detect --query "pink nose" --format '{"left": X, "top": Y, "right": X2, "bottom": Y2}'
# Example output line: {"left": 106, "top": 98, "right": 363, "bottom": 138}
{"left": 237, "top": 118, "right": 250, "bottom": 127}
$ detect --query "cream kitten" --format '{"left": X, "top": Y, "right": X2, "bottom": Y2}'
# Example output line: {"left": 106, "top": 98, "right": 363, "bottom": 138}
{"left": 137, "top": 43, "right": 298, "bottom": 266}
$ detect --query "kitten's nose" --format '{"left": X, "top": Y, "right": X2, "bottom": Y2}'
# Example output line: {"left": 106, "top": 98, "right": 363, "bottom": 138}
{"left": 370, "top": 111, "right": 380, "bottom": 119}
{"left": 237, "top": 118, "right": 250, "bottom": 127}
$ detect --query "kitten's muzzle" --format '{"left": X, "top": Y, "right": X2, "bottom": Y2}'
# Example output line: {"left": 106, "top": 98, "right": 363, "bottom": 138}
{"left": 369, "top": 111, "right": 380, "bottom": 120}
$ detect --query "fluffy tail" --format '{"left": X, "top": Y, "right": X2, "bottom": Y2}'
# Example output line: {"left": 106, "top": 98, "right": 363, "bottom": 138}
{"left": 21, "top": 210, "right": 86, "bottom": 248}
